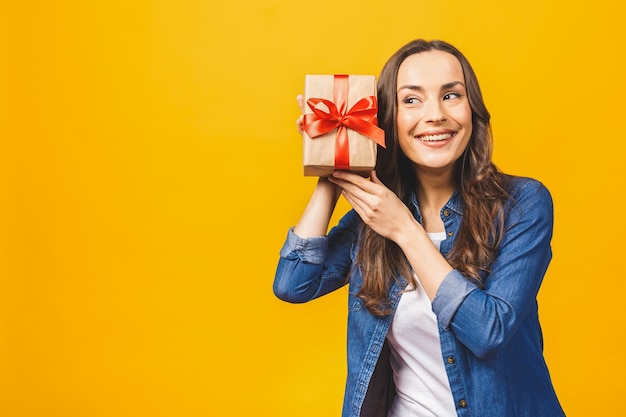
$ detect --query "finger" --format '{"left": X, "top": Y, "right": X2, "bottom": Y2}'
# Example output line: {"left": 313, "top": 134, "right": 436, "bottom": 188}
{"left": 331, "top": 177, "right": 377, "bottom": 212}
{"left": 331, "top": 171, "right": 366, "bottom": 185}
{"left": 296, "top": 94, "right": 305, "bottom": 134}
{"left": 334, "top": 179, "right": 369, "bottom": 199}
{"left": 343, "top": 189, "right": 385, "bottom": 232}
{"left": 370, "top": 170, "right": 382, "bottom": 185}
{"left": 341, "top": 189, "right": 370, "bottom": 218}
{"left": 296, "top": 94, "right": 304, "bottom": 113}
{"left": 296, "top": 114, "right": 304, "bottom": 134}
{"left": 332, "top": 171, "right": 380, "bottom": 194}
{"left": 328, "top": 174, "right": 359, "bottom": 193}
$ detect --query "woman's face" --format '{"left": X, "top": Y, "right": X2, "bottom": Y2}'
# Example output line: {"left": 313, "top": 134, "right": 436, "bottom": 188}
{"left": 395, "top": 50, "right": 472, "bottom": 177}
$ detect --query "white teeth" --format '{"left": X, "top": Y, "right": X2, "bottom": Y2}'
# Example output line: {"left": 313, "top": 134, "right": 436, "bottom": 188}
{"left": 418, "top": 133, "right": 453, "bottom": 142}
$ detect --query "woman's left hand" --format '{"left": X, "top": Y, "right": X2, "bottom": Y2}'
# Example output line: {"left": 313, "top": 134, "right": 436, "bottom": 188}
{"left": 328, "top": 170, "right": 419, "bottom": 243}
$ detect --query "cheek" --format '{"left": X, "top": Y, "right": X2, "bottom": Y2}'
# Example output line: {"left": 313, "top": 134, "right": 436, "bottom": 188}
{"left": 395, "top": 113, "right": 413, "bottom": 149}
{"left": 395, "top": 109, "right": 416, "bottom": 132}
{"left": 460, "top": 118, "right": 472, "bottom": 146}
{"left": 455, "top": 105, "right": 473, "bottom": 129}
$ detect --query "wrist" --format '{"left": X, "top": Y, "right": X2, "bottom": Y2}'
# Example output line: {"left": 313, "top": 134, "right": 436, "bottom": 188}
{"left": 394, "top": 218, "right": 425, "bottom": 250}
{"left": 316, "top": 177, "right": 341, "bottom": 202}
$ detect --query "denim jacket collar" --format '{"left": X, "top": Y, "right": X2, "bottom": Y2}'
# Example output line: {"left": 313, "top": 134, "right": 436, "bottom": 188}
{"left": 407, "top": 188, "right": 463, "bottom": 220}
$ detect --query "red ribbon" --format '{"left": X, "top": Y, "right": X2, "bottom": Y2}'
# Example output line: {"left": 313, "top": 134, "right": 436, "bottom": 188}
{"left": 303, "top": 75, "right": 386, "bottom": 171}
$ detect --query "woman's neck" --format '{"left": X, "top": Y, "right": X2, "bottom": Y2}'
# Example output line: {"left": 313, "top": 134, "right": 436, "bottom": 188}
{"left": 414, "top": 168, "right": 456, "bottom": 233}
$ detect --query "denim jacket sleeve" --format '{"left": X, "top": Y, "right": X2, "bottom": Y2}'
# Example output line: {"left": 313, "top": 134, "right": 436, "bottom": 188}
{"left": 432, "top": 178, "right": 554, "bottom": 358}
{"left": 273, "top": 210, "right": 361, "bottom": 303}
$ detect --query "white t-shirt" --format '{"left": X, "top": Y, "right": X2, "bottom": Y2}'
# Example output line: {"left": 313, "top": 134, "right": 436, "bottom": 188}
{"left": 386, "top": 231, "right": 457, "bottom": 417}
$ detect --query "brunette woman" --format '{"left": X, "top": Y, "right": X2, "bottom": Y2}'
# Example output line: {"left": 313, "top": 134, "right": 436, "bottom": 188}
{"left": 274, "top": 39, "right": 565, "bottom": 417}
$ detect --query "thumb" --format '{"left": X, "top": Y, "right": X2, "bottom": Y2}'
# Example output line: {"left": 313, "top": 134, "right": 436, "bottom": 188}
{"left": 370, "top": 170, "right": 383, "bottom": 185}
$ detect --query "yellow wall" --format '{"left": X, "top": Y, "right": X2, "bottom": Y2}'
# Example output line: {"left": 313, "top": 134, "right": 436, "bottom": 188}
{"left": 1, "top": 1, "right": 624, "bottom": 416}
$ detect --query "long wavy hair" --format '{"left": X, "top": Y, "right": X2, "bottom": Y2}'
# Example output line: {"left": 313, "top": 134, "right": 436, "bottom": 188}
{"left": 356, "top": 39, "right": 510, "bottom": 317}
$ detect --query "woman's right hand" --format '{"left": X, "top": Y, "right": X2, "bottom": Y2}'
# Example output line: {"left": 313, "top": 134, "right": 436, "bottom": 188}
{"left": 292, "top": 95, "right": 344, "bottom": 238}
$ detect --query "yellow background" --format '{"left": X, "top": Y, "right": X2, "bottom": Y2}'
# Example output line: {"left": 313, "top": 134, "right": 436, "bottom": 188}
{"left": 1, "top": 1, "right": 624, "bottom": 416}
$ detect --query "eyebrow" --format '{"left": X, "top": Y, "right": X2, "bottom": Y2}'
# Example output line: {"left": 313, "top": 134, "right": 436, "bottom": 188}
{"left": 397, "top": 81, "right": 465, "bottom": 92}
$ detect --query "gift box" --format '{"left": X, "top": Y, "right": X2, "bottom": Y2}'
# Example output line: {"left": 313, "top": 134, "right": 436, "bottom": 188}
{"left": 302, "top": 74, "right": 385, "bottom": 177}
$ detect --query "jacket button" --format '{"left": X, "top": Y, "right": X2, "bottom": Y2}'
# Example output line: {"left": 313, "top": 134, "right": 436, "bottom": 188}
{"left": 447, "top": 356, "right": 455, "bottom": 364}
{"left": 447, "top": 231, "right": 454, "bottom": 237}
{"left": 443, "top": 209, "right": 451, "bottom": 217}
{"left": 459, "top": 399, "right": 468, "bottom": 408}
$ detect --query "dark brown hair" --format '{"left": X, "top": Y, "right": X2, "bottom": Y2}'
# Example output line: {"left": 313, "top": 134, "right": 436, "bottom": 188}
{"left": 356, "top": 39, "right": 509, "bottom": 316}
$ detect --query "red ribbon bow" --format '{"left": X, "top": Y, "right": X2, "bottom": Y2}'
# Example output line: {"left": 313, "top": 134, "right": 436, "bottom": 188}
{"left": 303, "top": 75, "right": 386, "bottom": 171}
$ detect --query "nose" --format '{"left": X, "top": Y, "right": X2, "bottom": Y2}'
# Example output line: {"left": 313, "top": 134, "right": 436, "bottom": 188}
{"left": 424, "top": 100, "right": 446, "bottom": 123}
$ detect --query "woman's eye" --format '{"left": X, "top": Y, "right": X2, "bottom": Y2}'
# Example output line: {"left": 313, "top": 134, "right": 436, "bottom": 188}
{"left": 403, "top": 97, "right": 421, "bottom": 105}
{"left": 443, "top": 92, "right": 461, "bottom": 100}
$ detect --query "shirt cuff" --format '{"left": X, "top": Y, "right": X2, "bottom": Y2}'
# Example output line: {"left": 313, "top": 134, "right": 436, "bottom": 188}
{"left": 432, "top": 269, "right": 478, "bottom": 329}
{"left": 279, "top": 227, "right": 328, "bottom": 265}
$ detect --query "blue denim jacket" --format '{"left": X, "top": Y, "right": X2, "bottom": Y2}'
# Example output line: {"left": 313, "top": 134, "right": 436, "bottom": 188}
{"left": 274, "top": 176, "right": 565, "bottom": 417}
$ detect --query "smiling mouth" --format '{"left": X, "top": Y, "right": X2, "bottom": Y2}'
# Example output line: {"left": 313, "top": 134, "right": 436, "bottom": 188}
{"left": 417, "top": 132, "right": 456, "bottom": 142}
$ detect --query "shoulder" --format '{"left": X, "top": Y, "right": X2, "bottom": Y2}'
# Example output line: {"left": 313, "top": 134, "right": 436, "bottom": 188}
{"left": 503, "top": 174, "right": 549, "bottom": 195}
{"left": 329, "top": 209, "right": 363, "bottom": 241}
{"left": 503, "top": 174, "right": 552, "bottom": 205}
{"left": 501, "top": 174, "right": 553, "bottom": 223}
{"left": 337, "top": 209, "right": 363, "bottom": 229}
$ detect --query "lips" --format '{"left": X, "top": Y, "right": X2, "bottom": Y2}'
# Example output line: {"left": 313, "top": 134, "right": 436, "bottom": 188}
{"left": 416, "top": 131, "right": 456, "bottom": 142}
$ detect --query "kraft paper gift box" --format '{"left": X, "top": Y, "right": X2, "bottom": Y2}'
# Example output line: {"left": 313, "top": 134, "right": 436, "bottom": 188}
{"left": 302, "top": 74, "right": 386, "bottom": 177}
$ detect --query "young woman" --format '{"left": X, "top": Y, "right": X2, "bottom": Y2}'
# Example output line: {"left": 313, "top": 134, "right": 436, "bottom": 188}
{"left": 273, "top": 39, "right": 565, "bottom": 417}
